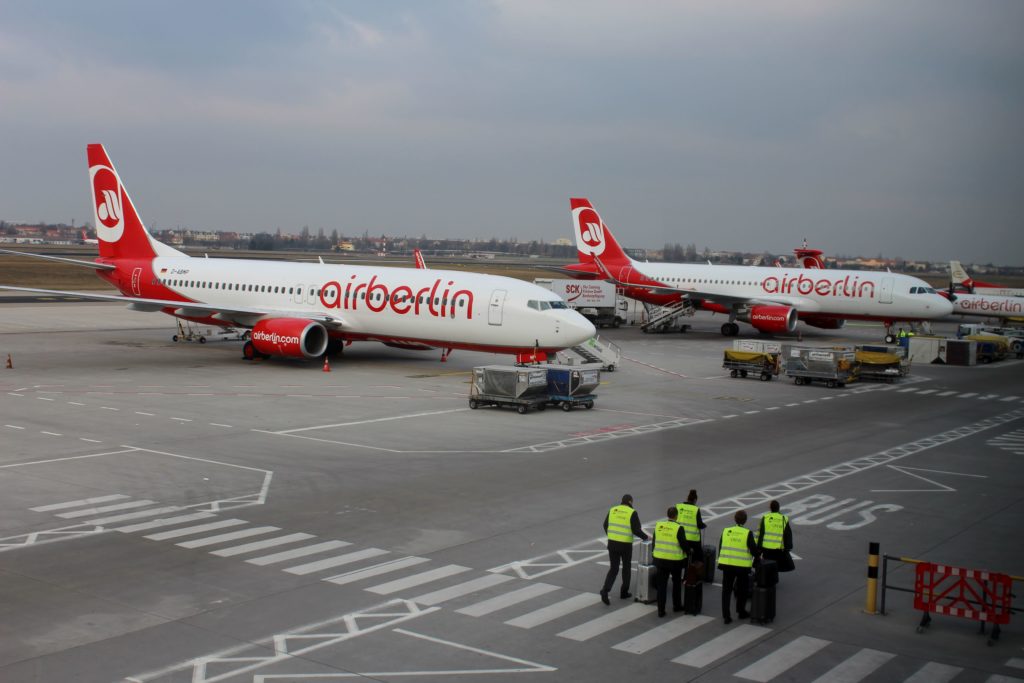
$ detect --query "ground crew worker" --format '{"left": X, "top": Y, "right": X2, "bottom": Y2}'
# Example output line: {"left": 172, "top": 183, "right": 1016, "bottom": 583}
{"left": 676, "top": 489, "right": 706, "bottom": 561}
{"left": 757, "top": 500, "right": 793, "bottom": 572}
{"left": 600, "top": 494, "right": 649, "bottom": 605}
{"left": 718, "top": 509, "right": 759, "bottom": 624}
{"left": 653, "top": 506, "right": 687, "bottom": 617}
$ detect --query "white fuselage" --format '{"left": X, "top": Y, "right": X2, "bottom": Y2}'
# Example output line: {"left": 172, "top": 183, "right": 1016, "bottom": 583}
{"left": 148, "top": 256, "right": 595, "bottom": 352}
{"left": 947, "top": 291, "right": 1024, "bottom": 321}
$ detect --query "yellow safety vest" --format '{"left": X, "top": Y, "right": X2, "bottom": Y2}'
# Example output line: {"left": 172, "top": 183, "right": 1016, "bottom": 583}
{"left": 675, "top": 503, "right": 701, "bottom": 542}
{"left": 653, "top": 520, "right": 685, "bottom": 561}
{"left": 607, "top": 505, "right": 634, "bottom": 544}
{"left": 719, "top": 525, "right": 754, "bottom": 567}
{"left": 760, "top": 512, "right": 788, "bottom": 550}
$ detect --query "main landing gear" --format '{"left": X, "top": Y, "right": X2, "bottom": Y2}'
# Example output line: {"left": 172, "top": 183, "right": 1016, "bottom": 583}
{"left": 721, "top": 322, "right": 740, "bottom": 337}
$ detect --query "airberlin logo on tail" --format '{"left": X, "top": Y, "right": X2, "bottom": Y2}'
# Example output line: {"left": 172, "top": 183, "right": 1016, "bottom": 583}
{"left": 572, "top": 207, "right": 605, "bottom": 257}
{"left": 319, "top": 275, "right": 474, "bottom": 320}
{"left": 90, "top": 164, "right": 124, "bottom": 242}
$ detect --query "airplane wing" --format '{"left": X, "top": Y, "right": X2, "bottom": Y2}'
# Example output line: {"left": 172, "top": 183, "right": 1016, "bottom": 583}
{"left": 591, "top": 257, "right": 822, "bottom": 312}
{"left": 0, "top": 285, "right": 348, "bottom": 329}
{"left": 0, "top": 247, "right": 116, "bottom": 271}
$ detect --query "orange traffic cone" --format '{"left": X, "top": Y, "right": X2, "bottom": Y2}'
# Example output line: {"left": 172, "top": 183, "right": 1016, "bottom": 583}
{"left": 322, "top": 356, "right": 331, "bottom": 372}
{"left": 5, "top": 353, "right": 11, "bottom": 369}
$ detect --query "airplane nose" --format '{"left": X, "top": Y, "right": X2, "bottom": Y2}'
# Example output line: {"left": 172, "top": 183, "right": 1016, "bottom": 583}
{"left": 936, "top": 296, "right": 955, "bottom": 315}
{"left": 566, "top": 313, "right": 597, "bottom": 344}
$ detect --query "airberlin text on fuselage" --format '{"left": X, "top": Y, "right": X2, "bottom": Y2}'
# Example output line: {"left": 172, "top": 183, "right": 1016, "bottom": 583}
{"left": 762, "top": 273, "right": 875, "bottom": 299}
{"left": 319, "top": 275, "right": 474, "bottom": 319}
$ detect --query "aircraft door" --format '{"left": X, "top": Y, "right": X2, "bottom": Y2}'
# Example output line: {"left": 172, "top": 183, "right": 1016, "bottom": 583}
{"left": 880, "top": 277, "right": 894, "bottom": 304}
{"left": 488, "top": 289, "right": 507, "bottom": 326}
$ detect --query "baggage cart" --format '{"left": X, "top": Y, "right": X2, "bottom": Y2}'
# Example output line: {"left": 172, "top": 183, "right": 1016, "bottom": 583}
{"left": 854, "top": 349, "right": 909, "bottom": 383}
{"left": 545, "top": 365, "right": 600, "bottom": 411}
{"left": 783, "top": 346, "right": 858, "bottom": 388}
{"left": 468, "top": 365, "right": 550, "bottom": 414}
{"left": 722, "top": 350, "right": 780, "bottom": 381}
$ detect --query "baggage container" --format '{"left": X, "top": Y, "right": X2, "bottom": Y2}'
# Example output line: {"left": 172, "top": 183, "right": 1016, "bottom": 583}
{"left": 469, "top": 365, "right": 550, "bottom": 414}
{"left": 854, "top": 349, "right": 909, "bottom": 383}
{"left": 750, "top": 585, "right": 776, "bottom": 624}
{"left": 782, "top": 346, "right": 858, "bottom": 388}
{"left": 636, "top": 539, "right": 653, "bottom": 566}
{"left": 634, "top": 563, "right": 657, "bottom": 605}
{"left": 723, "top": 350, "right": 780, "bottom": 381}
{"left": 732, "top": 339, "right": 783, "bottom": 355}
{"left": 545, "top": 365, "right": 600, "bottom": 411}
{"left": 906, "top": 336, "right": 942, "bottom": 364}
{"left": 941, "top": 339, "right": 976, "bottom": 366}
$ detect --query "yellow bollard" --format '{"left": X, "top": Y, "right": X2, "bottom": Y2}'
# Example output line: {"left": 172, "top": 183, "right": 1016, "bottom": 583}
{"left": 865, "top": 541, "right": 879, "bottom": 614}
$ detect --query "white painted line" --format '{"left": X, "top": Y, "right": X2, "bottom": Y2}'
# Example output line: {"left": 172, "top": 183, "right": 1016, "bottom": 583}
{"left": 1001, "top": 396, "right": 1020, "bottom": 402}
{"left": 558, "top": 602, "right": 651, "bottom": 641}
{"left": 897, "top": 387, "right": 918, "bottom": 393}
{"left": 40, "top": 431, "right": 62, "bottom": 436}
{"left": 984, "top": 675, "right": 1024, "bottom": 683}
{"left": 723, "top": 415, "right": 738, "bottom": 419}
{"left": 325, "top": 556, "right": 430, "bottom": 586}
{"left": 937, "top": 391, "right": 957, "bottom": 396}
{"left": 68, "top": 401, "right": 85, "bottom": 405}
{"left": 903, "top": 661, "right": 963, "bottom": 683}
{"left": 786, "top": 403, "right": 800, "bottom": 407}
{"left": 412, "top": 574, "right": 514, "bottom": 606}
{"left": 745, "top": 411, "right": 760, "bottom": 415}
{"left": 803, "top": 400, "right": 817, "bottom": 404}
{"left": 505, "top": 593, "right": 597, "bottom": 629}
{"left": 8, "top": 393, "right": 24, "bottom": 397}
{"left": 1007, "top": 658, "right": 1024, "bottom": 670}
{"left": 82, "top": 506, "right": 185, "bottom": 526}
{"left": 979, "top": 394, "right": 998, "bottom": 400}
{"left": 916, "top": 389, "right": 937, "bottom": 395}
{"left": 246, "top": 540, "right": 351, "bottom": 566}
{"left": 31, "top": 494, "right": 129, "bottom": 512}
{"left": 210, "top": 423, "right": 233, "bottom": 428}
{"left": 177, "top": 526, "right": 280, "bottom": 549}
{"left": 37, "top": 397, "right": 54, "bottom": 401}
{"left": 145, "top": 519, "right": 247, "bottom": 541}
{"left": 211, "top": 532, "right": 315, "bottom": 557}
{"left": 613, "top": 614, "right": 715, "bottom": 654}
{"left": 807, "top": 648, "right": 894, "bottom": 683}
{"left": 114, "top": 512, "right": 216, "bottom": 533}
{"left": 367, "top": 564, "right": 471, "bottom": 595}
{"left": 57, "top": 499, "right": 157, "bottom": 518}
{"left": 734, "top": 635, "right": 830, "bottom": 681}
{"left": 283, "top": 547, "right": 389, "bottom": 575}
{"left": 100, "top": 406, "right": 118, "bottom": 411}
{"left": 135, "top": 411, "right": 154, "bottom": 416}
{"left": 672, "top": 624, "right": 771, "bottom": 668}
{"left": 456, "top": 582, "right": 561, "bottom": 617}
{"left": 79, "top": 438, "right": 102, "bottom": 443}
{"left": 958, "top": 392, "right": 978, "bottom": 398}
{"left": 766, "top": 407, "right": 781, "bottom": 411}
{"left": 275, "top": 408, "right": 468, "bottom": 434}
{"left": 170, "top": 417, "right": 192, "bottom": 422}
{"left": 4, "top": 425, "right": 25, "bottom": 430}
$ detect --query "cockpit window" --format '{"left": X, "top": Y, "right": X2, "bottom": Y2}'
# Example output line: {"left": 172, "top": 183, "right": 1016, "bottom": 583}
{"left": 547, "top": 300, "right": 568, "bottom": 309}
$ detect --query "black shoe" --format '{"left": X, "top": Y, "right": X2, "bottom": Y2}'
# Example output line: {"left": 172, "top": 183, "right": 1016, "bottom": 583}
{"left": 620, "top": 592, "right": 633, "bottom": 600}
{"left": 738, "top": 611, "right": 750, "bottom": 619}
{"left": 658, "top": 609, "right": 666, "bottom": 617}
{"left": 724, "top": 616, "right": 733, "bottom": 625}
{"left": 600, "top": 590, "right": 610, "bottom": 606}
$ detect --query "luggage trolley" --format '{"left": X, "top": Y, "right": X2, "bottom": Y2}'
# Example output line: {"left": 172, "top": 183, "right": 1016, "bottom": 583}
{"left": 545, "top": 365, "right": 600, "bottom": 411}
{"left": 468, "top": 365, "right": 550, "bottom": 414}
{"left": 722, "top": 350, "right": 780, "bottom": 381}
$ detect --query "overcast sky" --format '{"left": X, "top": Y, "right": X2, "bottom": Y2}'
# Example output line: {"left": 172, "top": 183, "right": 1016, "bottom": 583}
{"left": 1, "top": 1, "right": 1021, "bottom": 264}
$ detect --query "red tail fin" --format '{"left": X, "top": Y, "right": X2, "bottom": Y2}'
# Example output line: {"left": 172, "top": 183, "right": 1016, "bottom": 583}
{"left": 88, "top": 144, "right": 182, "bottom": 261}
{"left": 570, "top": 198, "right": 633, "bottom": 268}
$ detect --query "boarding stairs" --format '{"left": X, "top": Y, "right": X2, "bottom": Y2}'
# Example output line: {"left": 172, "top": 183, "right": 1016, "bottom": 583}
{"left": 641, "top": 299, "right": 696, "bottom": 333}
{"left": 556, "top": 336, "right": 622, "bottom": 372}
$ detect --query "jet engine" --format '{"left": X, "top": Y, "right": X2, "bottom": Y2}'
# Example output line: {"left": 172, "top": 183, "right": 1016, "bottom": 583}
{"left": 745, "top": 305, "right": 798, "bottom": 334}
{"left": 801, "top": 315, "right": 846, "bottom": 330}
{"left": 250, "top": 318, "right": 329, "bottom": 359}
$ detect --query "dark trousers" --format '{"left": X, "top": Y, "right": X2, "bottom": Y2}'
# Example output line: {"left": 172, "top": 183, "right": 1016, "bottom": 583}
{"left": 721, "top": 565, "right": 750, "bottom": 618}
{"left": 654, "top": 558, "right": 684, "bottom": 614}
{"left": 602, "top": 541, "right": 633, "bottom": 596}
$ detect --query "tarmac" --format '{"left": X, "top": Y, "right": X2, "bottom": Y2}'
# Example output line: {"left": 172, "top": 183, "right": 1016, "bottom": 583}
{"left": 0, "top": 300, "right": 1022, "bottom": 682}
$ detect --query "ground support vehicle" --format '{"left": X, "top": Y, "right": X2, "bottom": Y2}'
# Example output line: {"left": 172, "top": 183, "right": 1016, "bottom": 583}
{"left": 469, "top": 365, "right": 550, "bottom": 414}
{"left": 722, "top": 350, "right": 780, "bottom": 381}
{"left": 967, "top": 335, "right": 1009, "bottom": 364}
{"left": 854, "top": 349, "right": 910, "bottom": 383}
{"left": 783, "top": 346, "right": 858, "bottom": 388}
{"left": 545, "top": 365, "right": 600, "bottom": 411}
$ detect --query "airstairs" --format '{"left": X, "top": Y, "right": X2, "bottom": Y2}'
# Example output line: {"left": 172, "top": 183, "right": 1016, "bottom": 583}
{"left": 556, "top": 336, "right": 622, "bottom": 372}
{"left": 640, "top": 300, "right": 696, "bottom": 333}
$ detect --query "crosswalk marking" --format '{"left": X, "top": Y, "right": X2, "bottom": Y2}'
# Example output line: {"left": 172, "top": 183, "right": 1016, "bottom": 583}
{"left": 904, "top": 661, "right": 963, "bottom": 683}
{"left": 916, "top": 389, "right": 937, "bottom": 395}
{"left": 808, "top": 648, "right": 894, "bottom": 683}
{"left": 283, "top": 547, "right": 389, "bottom": 575}
{"left": 145, "top": 519, "right": 247, "bottom": 541}
{"left": 937, "top": 391, "right": 957, "bottom": 396}
{"left": 210, "top": 533, "right": 315, "bottom": 557}
{"left": 1002, "top": 396, "right": 1021, "bottom": 402}
{"left": 1008, "top": 658, "right": 1024, "bottom": 670}
{"left": 30, "top": 494, "right": 129, "bottom": 512}
{"left": 115, "top": 512, "right": 216, "bottom": 533}
{"left": 246, "top": 540, "right": 351, "bottom": 566}
{"left": 672, "top": 624, "right": 770, "bottom": 668}
{"left": 612, "top": 614, "right": 714, "bottom": 654}
{"left": 457, "top": 582, "right": 561, "bottom": 617}
{"left": 897, "top": 388, "right": 918, "bottom": 393}
{"left": 411, "top": 574, "right": 514, "bottom": 606}
{"left": 558, "top": 602, "right": 652, "bottom": 641}
{"left": 324, "top": 556, "right": 430, "bottom": 586}
{"left": 367, "top": 564, "right": 471, "bottom": 595}
{"left": 506, "top": 593, "right": 598, "bottom": 629}
{"left": 56, "top": 499, "right": 159, "bottom": 518}
{"left": 177, "top": 526, "right": 280, "bottom": 549}
{"left": 980, "top": 394, "right": 998, "bottom": 400}
{"left": 986, "top": 676, "right": 1024, "bottom": 683}
{"left": 733, "top": 635, "right": 830, "bottom": 681}
{"left": 959, "top": 392, "right": 978, "bottom": 398}
{"left": 84, "top": 506, "right": 186, "bottom": 526}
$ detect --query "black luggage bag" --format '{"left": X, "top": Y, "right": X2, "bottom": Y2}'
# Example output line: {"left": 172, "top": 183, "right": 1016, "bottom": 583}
{"left": 755, "top": 559, "right": 779, "bottom": 587}
{"left": 750, "top": 584, "right": 776, "bottom": 624}
{"left": 683, "top": 582, "right": 703, "bottom": 614}
{"left": 702, "top": 545, "right": 716, "bottom": 584}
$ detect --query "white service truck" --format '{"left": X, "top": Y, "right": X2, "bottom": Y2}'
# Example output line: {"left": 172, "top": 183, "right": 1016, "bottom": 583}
{"left": 534, "top": 278, "right": 626, "bottom": 328}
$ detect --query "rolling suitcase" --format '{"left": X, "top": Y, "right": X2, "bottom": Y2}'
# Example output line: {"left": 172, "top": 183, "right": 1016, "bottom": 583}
{"left": 637, "top": 539, "right": 653, "bottom": 566}
{"left": 683, "top": 581, "right": 703, "bottom": 614}
{"left": 634, "top": 563, "right": 657, "bottom": 604}
{"left": 756, "top": 559, "right": 779, "bottom": 588}
{"left": 750, "top": 585, "right": 776, "bottom": 624}
{"left": 702, "top": 545, "right": 716, "bottom": 584}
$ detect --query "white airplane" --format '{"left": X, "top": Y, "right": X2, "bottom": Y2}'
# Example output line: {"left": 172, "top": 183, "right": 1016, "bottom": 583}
{"left": 0, "top": 145, "right": 595, "bottom": 363}
{"left": 945, "top": 290, "right": 1024, "bottom": 324}
{"left": 564, "top": 198, "right": 954, "bottom": 342}
{"left": 949, "top": 261, "right": 1024, "bottom": 297}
